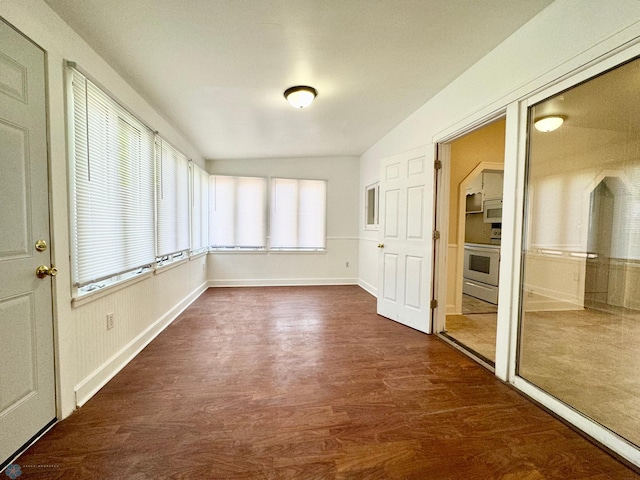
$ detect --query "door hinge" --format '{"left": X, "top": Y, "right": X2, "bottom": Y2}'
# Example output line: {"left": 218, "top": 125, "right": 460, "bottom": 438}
{"left": 434, "top": 159, "right": 442, "bottom": 170}
{"left": 430, "top": 299, "right": 438, "bottom": 309}
{"left": 432, "top": 230, "right": 440, "bottom": 241}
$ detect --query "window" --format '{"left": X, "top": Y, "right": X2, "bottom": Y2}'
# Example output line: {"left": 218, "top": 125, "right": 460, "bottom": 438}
{"left": 69, "top": 67, "right": 155, "bottom": 291}
{"left": 517, "top": 56, "right": 640, "bottom": 448}
{"left": 270, "top": 178, "right": 326, "bottom": 250}
{"left": 209, "top": 175, "right": 266, "bottom": 249}
{"left": 365, "top": 182, "right": 379, "bottom": 229}
{"left": 191, "top": 163, "right": 209, "bottom": 254}
{"left": 156, "top": 138, "right": 190, "bottom": 261}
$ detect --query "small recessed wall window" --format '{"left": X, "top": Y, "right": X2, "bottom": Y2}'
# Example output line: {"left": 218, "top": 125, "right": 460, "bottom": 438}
{"left": 365, "top": 183, "right": 379, "bottom": 229}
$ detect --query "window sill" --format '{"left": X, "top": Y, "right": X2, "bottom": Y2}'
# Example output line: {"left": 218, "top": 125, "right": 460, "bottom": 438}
{"left": 209, "top": 249, "right": 267, "bottom": 254}
{"left": 268, "top": 249, "right": 327, "bottom": 254}
{"left": 154, "top": 257, "right": 189, "bottom": 275}
{"left": 208, "top": 249, "right": 327, "bottom": 255}
{"left": 72, "top": 270, "right": 153, "bottom": 308}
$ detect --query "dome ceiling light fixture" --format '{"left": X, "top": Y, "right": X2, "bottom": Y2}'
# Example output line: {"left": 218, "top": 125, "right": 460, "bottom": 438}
{"left": 284, "top": 85, "right": 317, "bottom": 109}
{"left": 534, "top": 115, "right": 565, "bottom": 132}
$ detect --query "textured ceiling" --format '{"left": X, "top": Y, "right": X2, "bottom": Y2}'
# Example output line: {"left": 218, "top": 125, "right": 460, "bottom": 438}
{"left": 45, "top": 0, "right": 553, "bottom": 159}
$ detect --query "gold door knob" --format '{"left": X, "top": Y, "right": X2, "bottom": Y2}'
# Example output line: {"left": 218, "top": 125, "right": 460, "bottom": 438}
{"left": 377, "top": 243, "right": 384, "bottom": 248}
{"left": 36, "top": 265, "right": 58, "bottom": 279}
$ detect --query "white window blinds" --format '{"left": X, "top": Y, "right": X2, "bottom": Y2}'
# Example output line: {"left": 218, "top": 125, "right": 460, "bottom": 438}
{"left": 191, "top": 164, "right": 209, "bottom": 253}
{"left": 209, "top": 175, "right": 266, "bottom": 249}
{"left": 270, "top": 178, "right": 327, "bottom": 250}
{"left": 69, "top": 67, "right": 156, "bottom": 287}
{"left": 156, "top": 138, "right": 190, "bottom": 257}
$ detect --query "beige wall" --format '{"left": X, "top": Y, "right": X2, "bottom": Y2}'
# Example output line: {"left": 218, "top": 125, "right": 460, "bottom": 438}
{"left": 448, "top": 118, "right": 506, "bottom": 241}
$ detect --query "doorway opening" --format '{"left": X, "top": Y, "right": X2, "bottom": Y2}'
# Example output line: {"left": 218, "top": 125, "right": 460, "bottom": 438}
{"left": 433, "top": 118, "right": 506, "bottom": 367}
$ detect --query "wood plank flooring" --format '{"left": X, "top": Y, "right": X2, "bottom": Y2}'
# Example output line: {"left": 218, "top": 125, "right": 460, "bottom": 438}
{"left": 13, "top": 286, "right": 639, "bottom": 479}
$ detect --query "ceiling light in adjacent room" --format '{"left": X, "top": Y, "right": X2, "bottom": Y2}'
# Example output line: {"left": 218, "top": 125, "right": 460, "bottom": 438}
{"left": 284, "top": 86, "right": 317, "bottom": 108}
{"left": 534, "top": 115, "right": 564, "bottom": 132}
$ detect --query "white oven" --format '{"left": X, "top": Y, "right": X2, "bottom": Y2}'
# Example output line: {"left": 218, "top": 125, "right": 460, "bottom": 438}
{"left": 463, "top": 244, "right": 500, "bottom": 304}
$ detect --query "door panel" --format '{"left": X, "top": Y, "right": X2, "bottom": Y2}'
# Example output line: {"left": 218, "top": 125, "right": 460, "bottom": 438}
{"left": 0, "top": 19, "right": 55, "bottom": 467}
{"left": 384, "top": 189, "right": 400, "bottom": 238}
{"left": 406, "top": 186, "right": 424, "bottom": 239}
{"left": 0, "top": 293, "right": 37, "bottom": 412}
{"left": 383, "top": 253, "right": 399, "bottom": 302}
{"left": 377, "top": 147, "right": 434, "bottom": 333}
{"left": 404, "top": 255, "right": 422, "bottom": 309}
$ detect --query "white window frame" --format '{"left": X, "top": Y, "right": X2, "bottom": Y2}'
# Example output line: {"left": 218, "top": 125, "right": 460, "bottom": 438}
{"left": 364, "top": 182, "right": 379, "bottom": 230}
{"left": 155, "top": 137, "right": 190, "bottom": 266}
{"left": 190, "top": 162, "right": 210, "bottom": 255}
{"left": 67, "top": 64, "right": 156, "bottom": 298}
{"left": 209, "top": 175, "right": 267, "bottom": 251}
{"left": 269, "top": 177, "right": 327, "bottom": 252}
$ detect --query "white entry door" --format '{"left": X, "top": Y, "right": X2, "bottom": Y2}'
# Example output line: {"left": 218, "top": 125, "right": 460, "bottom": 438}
{"left": 0, "top": 19, "right": 56, "bottom": 467}
{"left": 377, "top": 146, "right": 434, "bottom": 333}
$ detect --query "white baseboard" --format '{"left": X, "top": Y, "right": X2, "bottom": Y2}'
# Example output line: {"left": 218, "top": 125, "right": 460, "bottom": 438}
{"left": 208, "top": 278, "right": 358, "bottom": 287}
{"left": 74, "top": 281, "right": 208, "bottom": 407}
{"left": 357, "top": 279, "right": 377, "bottom": 298}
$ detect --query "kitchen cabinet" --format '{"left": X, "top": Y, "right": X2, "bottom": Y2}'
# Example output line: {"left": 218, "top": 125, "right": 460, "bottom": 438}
{"left": 465, "top": 171, "right": 503, "bottom": 213}
{"left": 466, "top": 173, "right": 483, "bottom": 195}
{"left": 483, "top": 172, "right": 503, "bottom": 200}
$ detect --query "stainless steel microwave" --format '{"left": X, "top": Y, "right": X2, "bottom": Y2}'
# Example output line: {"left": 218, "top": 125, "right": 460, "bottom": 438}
{"left": 483, "top": 199, "right": 502, "bottom": 223}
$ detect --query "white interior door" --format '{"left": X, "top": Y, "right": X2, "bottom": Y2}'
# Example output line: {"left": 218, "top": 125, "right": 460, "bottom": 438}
{"left": 0, "top": 20, "right": 56, "bottom": 467}
{"left": 377, "top": 146, "right": 434, "bottom": 333}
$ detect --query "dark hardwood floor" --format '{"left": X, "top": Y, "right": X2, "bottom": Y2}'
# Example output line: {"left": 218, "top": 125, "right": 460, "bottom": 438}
{"left": 14, "top": 286, "right": 639, "bottom": 479}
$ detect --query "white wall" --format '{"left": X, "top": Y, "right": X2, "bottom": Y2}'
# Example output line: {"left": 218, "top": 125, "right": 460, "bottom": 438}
{"left": 357, "top": 0, "right": 640, "bottom": 300}
{"left": 207, "top": 156, "right": 359, "bottom": 286}
{"left": 0, "top": 0, "right": 208, "bottom": 418}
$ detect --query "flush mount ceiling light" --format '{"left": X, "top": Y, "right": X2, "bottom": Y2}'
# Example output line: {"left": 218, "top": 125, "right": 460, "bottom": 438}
{"left": 284, "top": 85, "right": 317, "bottom": 109}
{"left": 534, "top": 115, "right": 565, "bottom": 132}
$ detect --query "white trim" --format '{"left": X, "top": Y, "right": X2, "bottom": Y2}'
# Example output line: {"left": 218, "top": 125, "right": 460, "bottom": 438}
{"left": 434, "top": 109, "right": 506, "bottom": 146}
{"left": 188, "top": 250, "right": 208, "bottom": 260}
{"left": 432, "top": 24, "right": 640, "bottom": 154}
{"left": 154, "top": 256, "right": 189, "bottom": 275}
{"left": 74, "top": 281, "right": 208, "bottom": 407}
{"left": 507, "top": 99, "right": 531, "bottom": 383}
{"left": 208, "top": 278, "right": 358, "bottom": 288}
{"left": 71, "top": 270, "right": 153, "bottom": 308}
{"left": 514, "top": 377, "right": 640, "bottom": 467}
{"left": 507, "top": 40, "right": 640, "bottom": 467}
{"left": 495, "top": 101, "right": 525, "bottom": 381}
{"left": 326, "top": 236, "right": 360, "bottom": 241}
{"left": 433, "top": 143, "right": 450, "bottom": 333}
{"left": 524, "top": 36, "right": 640, "bottom": 109}
{"left": 358, "top": 279, "right": 377, "bottom": 297}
